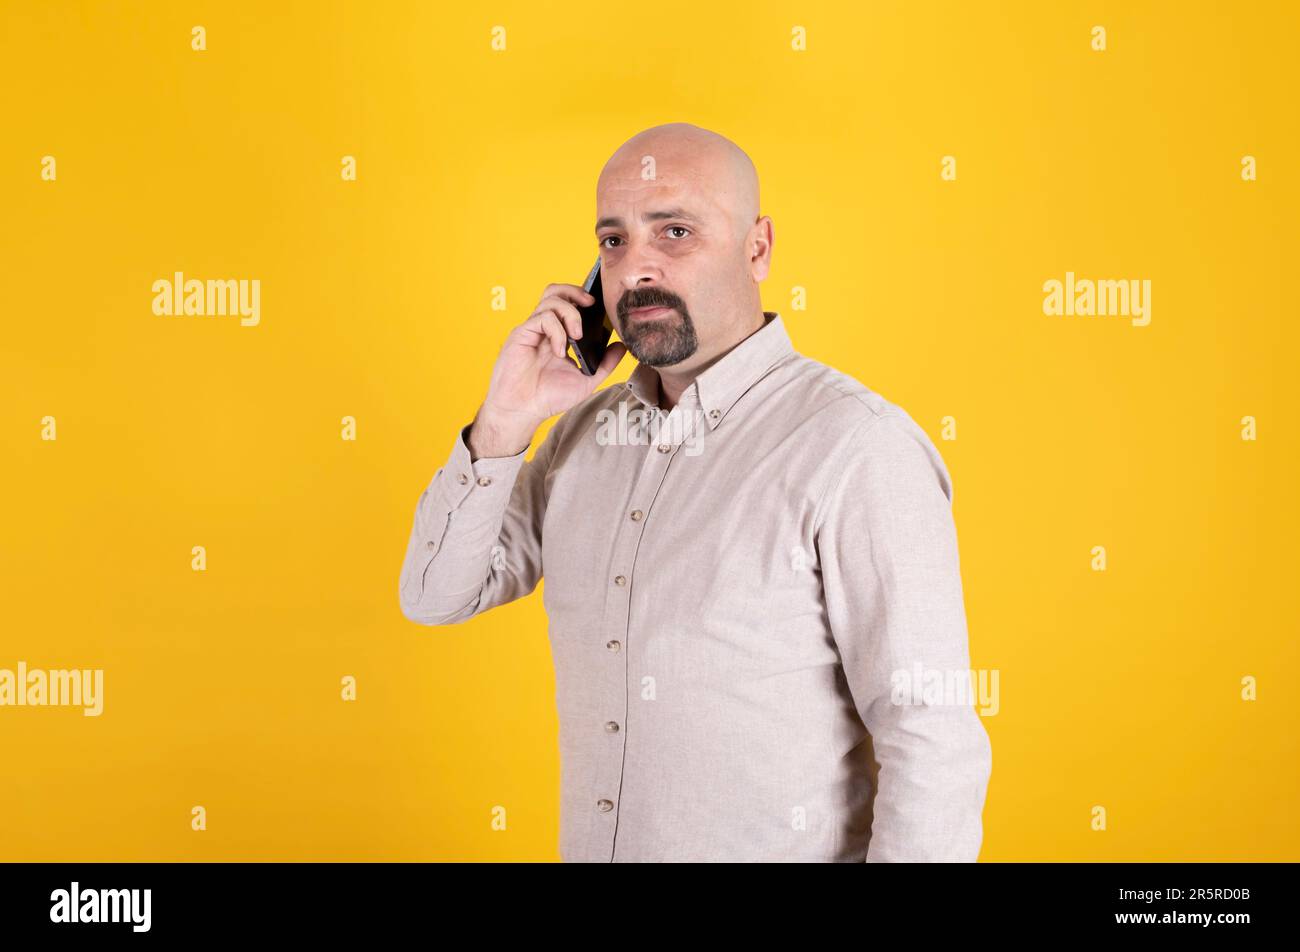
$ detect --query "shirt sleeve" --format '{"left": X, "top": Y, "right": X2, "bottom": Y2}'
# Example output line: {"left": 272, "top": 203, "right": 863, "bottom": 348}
{"left": 814, "top": 411, "right": 993, "bottom": 862}
{"left": 398, "top": 417, "right": 562, "bottom": 626}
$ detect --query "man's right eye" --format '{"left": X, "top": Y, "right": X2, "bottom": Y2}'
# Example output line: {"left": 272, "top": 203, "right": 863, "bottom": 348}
{"left": 599, "top": 236, "right": 623, "bottom": 249}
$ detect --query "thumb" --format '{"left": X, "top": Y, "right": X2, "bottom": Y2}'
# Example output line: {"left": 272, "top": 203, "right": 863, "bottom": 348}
{"left": 588, "top": 340, "right": 628, "bottom": 387}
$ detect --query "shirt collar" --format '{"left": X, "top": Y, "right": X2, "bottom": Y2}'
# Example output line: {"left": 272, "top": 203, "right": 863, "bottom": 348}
{"left": 624, "top": 311, "right": 794, "bottom": 432}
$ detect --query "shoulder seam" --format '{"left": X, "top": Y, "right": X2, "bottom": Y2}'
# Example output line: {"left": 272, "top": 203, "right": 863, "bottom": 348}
{"left": 784, "top": 355, "right": 889, "bottom": 417}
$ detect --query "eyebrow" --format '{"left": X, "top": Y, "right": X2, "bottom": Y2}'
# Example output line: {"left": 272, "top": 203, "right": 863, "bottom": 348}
{"left": 595, "top": 207, "right": 702, "bottom": 234}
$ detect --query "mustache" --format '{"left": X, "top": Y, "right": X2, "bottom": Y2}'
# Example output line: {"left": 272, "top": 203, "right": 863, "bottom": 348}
{"left": 620, "top": 293, "right": 682, "bottom": 314}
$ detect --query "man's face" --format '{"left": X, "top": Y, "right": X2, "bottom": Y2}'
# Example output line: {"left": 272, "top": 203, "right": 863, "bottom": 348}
{"left": 595, "top": 167, "right": 741, "bottom": 369}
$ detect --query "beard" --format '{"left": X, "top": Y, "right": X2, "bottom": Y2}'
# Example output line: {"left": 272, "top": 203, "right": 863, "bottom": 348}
{"left": 616, "top": 300, "right": 699, "bottom": 367}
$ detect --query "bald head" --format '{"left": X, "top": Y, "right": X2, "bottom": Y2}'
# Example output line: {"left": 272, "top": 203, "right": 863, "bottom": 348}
{"left": 598, "top": 122, "right": 760, "bottom": 243}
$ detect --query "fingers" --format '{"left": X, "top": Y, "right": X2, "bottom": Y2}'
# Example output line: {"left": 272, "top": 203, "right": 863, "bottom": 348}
{"left": 539, "top": 312, "right": 567, "bottom": 359}
{"left": 543, "top": 282, "right": 597, "bottom": 309}
{"left": 537, "top": 284, "right": 596, "bottom": 339}
{"left": 513, "top": 309, "right": 569, "bottom": 357}
{"left": 511, "top": 284, "right": 600, "bottom": 359}
{"left": 522, "top": 297, "right": 583, "bottom": 341}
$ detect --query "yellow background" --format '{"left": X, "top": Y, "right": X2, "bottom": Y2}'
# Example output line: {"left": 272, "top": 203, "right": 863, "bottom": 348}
{"left": 2, "top": 0, "right": 1296, "bottom": 861}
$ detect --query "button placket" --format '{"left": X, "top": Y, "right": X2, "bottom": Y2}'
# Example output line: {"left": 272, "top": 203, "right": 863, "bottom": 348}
{"left": 590, "top": 432, "right": 681, "bottom": 861}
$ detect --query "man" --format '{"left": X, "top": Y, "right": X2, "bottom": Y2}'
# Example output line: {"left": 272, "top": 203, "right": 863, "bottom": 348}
{"left": 399, "top": 122, "right": 992, "bottom": 862}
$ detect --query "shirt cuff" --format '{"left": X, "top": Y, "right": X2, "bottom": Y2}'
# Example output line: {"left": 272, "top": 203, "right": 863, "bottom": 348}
{"left": 433, "top": 422, "right": 530, "bottom": 510}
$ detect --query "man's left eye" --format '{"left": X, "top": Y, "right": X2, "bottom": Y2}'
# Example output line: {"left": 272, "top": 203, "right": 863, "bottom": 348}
{"left": 666, "top": 226, "right": 690, "bottom": 238}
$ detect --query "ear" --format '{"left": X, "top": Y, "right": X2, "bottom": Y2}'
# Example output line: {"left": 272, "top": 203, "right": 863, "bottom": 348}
{"left": 748, "top": 215, "right": 774, "bottom": 281}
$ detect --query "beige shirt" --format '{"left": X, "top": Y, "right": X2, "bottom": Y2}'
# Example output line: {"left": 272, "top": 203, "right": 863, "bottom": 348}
{"left": 399, "top": 312, "right": 992, "bottom": 862}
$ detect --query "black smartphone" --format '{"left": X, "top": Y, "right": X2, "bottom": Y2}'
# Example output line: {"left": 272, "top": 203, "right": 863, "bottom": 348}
{"left": 567, "top": 257, "right": 613, "bottom": 375}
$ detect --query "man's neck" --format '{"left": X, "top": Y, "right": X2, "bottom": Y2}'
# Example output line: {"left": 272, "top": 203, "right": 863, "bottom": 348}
{"left": 654, "top": 311, "right": 767, "bottom": 412}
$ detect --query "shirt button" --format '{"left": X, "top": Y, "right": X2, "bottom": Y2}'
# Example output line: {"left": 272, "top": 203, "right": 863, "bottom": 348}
{"left": 426, "top": 540, "right": 437, "bottom": 550}
{"left": 457, "top": 473, "right": 469, "bottom": 484}
{"left": 597, "top": 799, "right": 614, "bottom": 812}
{"left": 606, "top": 640, "right": 621, "bottom": 652}
{"left": 604, "top": 721, "right": 620, "bottom": 733}
{"left": 630, "top": 509, "right": 643, "bottom": 521}
{"left": 476, "top": 475, "right": 492, "bottom": 487}
{"left": 656, "top": 444, "right": 670, "bottom": 453}
{"left": 708, "top": 409, "right": 720, "bottom": 420}
{"left": 613, "top": 575, "right": 627, "bottom": 586}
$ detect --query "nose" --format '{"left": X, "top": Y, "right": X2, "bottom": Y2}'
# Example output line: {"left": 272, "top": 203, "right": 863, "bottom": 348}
{"left": 617, "top": 241, "right": 667, "bottom": 294}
